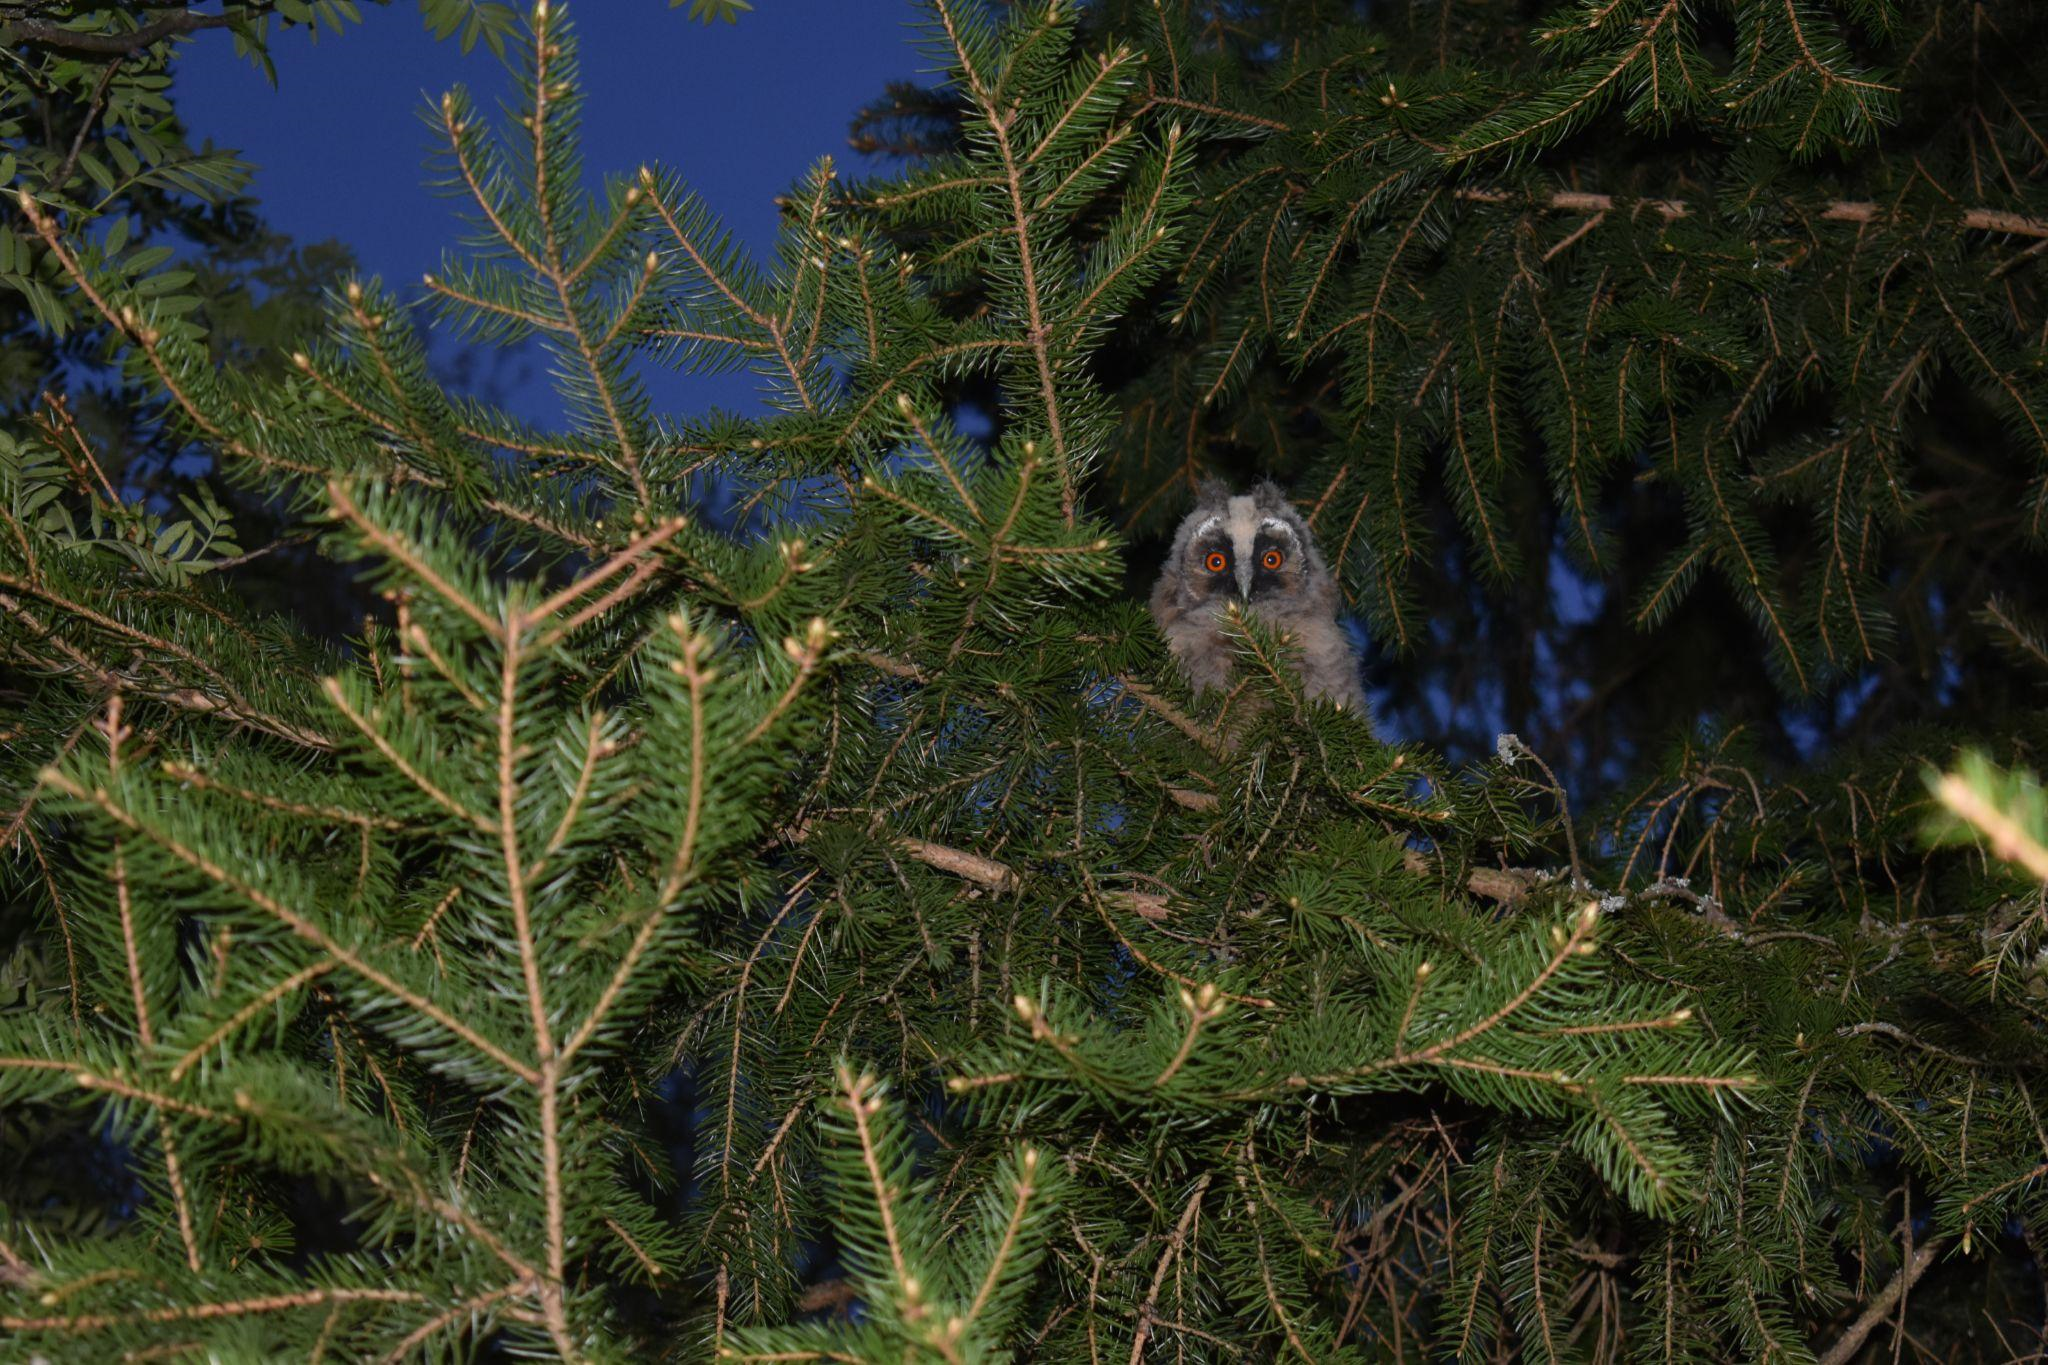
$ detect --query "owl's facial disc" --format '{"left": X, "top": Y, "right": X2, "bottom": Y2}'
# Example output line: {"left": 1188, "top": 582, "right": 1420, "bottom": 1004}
{"left": 1244, "top": 518, "right": 1298, "bottom": 603}
{"left": 1190, "top": 501, "right": 1309, "bottom": 608}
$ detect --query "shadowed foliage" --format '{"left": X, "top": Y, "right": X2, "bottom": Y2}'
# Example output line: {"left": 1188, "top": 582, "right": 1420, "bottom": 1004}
{"left": 3, "top": 2, "right": 2047, "bottom": 1361}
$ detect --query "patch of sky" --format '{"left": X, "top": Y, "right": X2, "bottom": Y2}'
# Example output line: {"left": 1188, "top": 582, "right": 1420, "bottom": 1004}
{"left": 173, "top": 0, "right": 927, "bottom": 480}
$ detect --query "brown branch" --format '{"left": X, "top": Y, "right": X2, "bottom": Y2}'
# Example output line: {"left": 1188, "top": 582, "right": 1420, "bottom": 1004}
{"left": 1129, "top": 1173, "right": 1211, "bottom": 1365}
{"left": 3, "top": 1287, "right": 419, "bottom": 1335}
{"left": 5, "top": 6, "right": 256, "bottom": 56}
{"left": 1814, "top": 1234, "right": 1946, "bottom": 1365}
{"left": 1401, "top": 849, "right": 1541, "bottom": 906}
{"left": 1455, "top": 187, "right": 2048, "bottom": 240}
{"left": 895, "top": 834, "right": 1016, "bottom": 892}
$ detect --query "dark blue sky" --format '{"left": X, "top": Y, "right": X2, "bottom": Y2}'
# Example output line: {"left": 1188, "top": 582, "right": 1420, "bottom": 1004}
{"left": 175, "top": 1, "right": 926, "bottom": 420}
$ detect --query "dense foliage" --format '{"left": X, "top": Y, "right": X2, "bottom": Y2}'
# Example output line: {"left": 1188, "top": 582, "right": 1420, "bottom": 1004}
{"left": 3, "top": 1, "right": 2047, "bottom": 1360}
{"left": 857, "top": 0, "right": 2048, "bottom": 783}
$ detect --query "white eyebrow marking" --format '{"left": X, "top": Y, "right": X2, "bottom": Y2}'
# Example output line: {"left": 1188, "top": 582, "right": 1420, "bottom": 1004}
{"left": 1192, "top": 515, "right": 1223, "bottom": 539}
{"left": 1259, "top": 518, "right": 1296, "bottom": 537}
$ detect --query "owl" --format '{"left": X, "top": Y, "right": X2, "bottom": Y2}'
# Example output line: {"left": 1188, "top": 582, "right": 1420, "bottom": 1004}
{"left": 1149, "top": 480, "right": 1366, "bottom": 712}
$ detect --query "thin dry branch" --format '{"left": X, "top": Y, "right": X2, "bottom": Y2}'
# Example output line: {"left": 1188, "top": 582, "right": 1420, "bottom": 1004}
{"left": 1454, "top": 187, "right": 2048, "bottom": 240}
{"left": 1129, "top": 1173, "right": 1211, "bottom": 1365}
{"left": 5, "top": 5, "right": 254, "bottom": 56}
{"left": 1814, "top": 1233, "right": 1946, "bottom": 1365}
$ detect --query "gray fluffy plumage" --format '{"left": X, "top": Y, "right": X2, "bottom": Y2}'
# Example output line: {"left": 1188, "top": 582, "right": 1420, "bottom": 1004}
{"left": 1149, "top": 480, "right": 1366, "bottom": 713}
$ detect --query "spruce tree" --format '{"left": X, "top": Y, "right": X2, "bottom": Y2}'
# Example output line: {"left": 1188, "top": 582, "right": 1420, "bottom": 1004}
{"left": 1, "top": 2, "right": 2044, "bottom": 1362}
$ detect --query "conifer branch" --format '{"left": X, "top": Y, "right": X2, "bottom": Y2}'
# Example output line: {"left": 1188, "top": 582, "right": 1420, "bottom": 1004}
{"left": 965, "top": 1145, "right": 1040, "bottom": 1328}
{"left": 495, "top": 635, "right": 554, "bottom": 1054}
{"left": 17, "top": 191, "right": 330, "bottom": 480}
{"left": 527, "top": 7, "right": 649, "bottom": 511}
{"left": 1935, "top": 769, "right": 2048, "bottom": 882}
{"left": 160, "top": 760, "right": 404, "bottom": 831}
{"left": 929, "top": 0, "right": 1077, "bottom": 524}
{"left": 40, "top": 768, "right": 541, "bottom": 1084}
{"left": 709, "top": 871, "right": 816, "bottom": 1192}
{"left": 376, "top": 1280, "right": 531, "bottom": 1365}
{"left": 0, "top": 577, "right": 335, "bottom": 751}
{"left": 325, "top": 481, "right": 505, "bottom": 643}
{"left": 319, "top": 679, "right": 493, "bottom": 834}
{"left": 640, "top": 166, "right": 820, "bottom": 412}
{"left": 397, "top": 618, "right": 488, "bottom": 712}
{"left": 421, "top": 274, "right": 567, "bottom": 333}
{"left": 168, "top": 961, "right": 341, "bottom": 1082}
{"left": 656, "top": 616, "right": 711, "bottom": 903}
{"left": 1153, "top": 982, "right": 1226, "bottom": 1087}
{"left": 836, "top": 1064, "right": 914, "bottom": 1292}
{"left": 1081, "top": 873, "right": 1272, "bottom": 1008}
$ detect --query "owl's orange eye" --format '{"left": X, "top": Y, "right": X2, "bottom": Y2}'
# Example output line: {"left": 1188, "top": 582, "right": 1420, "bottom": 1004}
{"left": 1204, "top": 551, "right": 1228, "bottom": 573}
{"left": 1261, "top": 548, "right": 1285, "bottom": 571}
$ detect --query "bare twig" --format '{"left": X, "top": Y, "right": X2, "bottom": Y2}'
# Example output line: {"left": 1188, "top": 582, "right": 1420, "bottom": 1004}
{"left": 6, "top": 5, "right": 263, "bottom": 57}
{"left": 1814, "top": 1233, "right": 1946, "bottom": 1365}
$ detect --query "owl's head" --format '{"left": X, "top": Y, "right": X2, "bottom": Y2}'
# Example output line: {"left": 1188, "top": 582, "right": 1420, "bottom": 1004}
{"left": 1163, "top": 480, "right": 1331, "bottom": 614}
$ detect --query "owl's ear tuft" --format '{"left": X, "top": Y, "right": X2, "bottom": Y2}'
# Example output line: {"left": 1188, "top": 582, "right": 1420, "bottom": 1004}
{"left": 1249, "top": 480, "right": 1291, "bottom": 514}
{"left": 1193, "top": 477, "right": 1232, "bottom": 507}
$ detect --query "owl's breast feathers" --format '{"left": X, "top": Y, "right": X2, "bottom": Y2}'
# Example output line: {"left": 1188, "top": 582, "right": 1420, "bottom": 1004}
{"left": 1150, "top": 571, "right": 1237, "bottom": 696}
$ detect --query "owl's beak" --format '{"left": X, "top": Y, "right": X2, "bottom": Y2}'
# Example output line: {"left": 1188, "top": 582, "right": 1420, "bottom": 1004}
{"left": 1233, "top": 560, "right": 1253, "bottom": 600}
